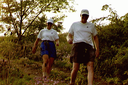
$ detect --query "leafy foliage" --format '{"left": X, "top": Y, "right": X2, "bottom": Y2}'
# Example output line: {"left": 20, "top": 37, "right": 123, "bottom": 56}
{"left": 0, "top": 4, "right": 128, "bottom": 85}
{"left": 0, "top": 0, "right": 75, "bottom": 40}
{"left": 93, "top": 4, "right": 128, "bottom": 84}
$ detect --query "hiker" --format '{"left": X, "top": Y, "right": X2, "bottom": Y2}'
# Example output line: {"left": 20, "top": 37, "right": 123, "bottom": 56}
{"left": 32, "top": 19, "right": 59, "bottom": 79}
{"left": 67, "top": 9, "right": 99, "bottom": 85}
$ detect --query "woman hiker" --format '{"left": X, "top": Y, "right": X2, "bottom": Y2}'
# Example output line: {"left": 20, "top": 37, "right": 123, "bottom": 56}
{"left": 32, "top": 19, "right": 59, "bottom": 79}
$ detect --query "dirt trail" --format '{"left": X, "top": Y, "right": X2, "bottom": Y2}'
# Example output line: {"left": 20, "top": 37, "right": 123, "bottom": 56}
{"left": 15, "top": 60, "right": 108, "bottom": 85}
{"left": 17, "top": 61, "right": 69, "bottom": 85}
{"left": 0, "top": 58, "right": 114, "bottom": 85}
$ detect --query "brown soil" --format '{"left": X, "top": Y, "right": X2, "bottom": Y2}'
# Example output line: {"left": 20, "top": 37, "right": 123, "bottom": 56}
{"left": 0, "top": 58, "right": 122, "bottom": 85}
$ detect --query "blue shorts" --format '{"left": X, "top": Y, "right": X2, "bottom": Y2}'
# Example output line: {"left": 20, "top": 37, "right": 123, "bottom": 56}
{"left": 40, "top": 41, "right": 56, "bottom": 58}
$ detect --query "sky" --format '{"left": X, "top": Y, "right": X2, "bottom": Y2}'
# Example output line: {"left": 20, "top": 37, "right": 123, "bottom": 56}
{"left": 61, "top": 0, "right": 128, "bottom": 33}
{"left": 0, "top": 0, "right": 128, "bottom": 36}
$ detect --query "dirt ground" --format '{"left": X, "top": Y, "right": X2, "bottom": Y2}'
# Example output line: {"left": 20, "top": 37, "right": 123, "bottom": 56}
{"left": 0, "top": 58, "right": 121, "bottom": 85}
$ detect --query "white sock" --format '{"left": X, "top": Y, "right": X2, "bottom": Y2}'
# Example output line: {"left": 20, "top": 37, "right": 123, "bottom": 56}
{"left": 43, "top": 72, "right": 47, "bottom": 76}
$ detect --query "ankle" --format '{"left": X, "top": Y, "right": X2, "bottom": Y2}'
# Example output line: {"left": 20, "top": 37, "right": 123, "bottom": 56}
{"left": 88, "top": 84, "right": 93, "bottom": 85}
{"left": 69, "top": 84, "right": 74, "bottom": 85}
{"left": 69, "top": 82, "right": 75, "bottom": 85}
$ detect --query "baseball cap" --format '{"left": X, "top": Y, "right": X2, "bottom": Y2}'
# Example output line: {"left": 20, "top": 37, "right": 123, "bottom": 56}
{"left": 81, "top": 9, "right": 89, "bottom": 15}
{"left": 47, "top": 19, "right": 53, "bottom": 24}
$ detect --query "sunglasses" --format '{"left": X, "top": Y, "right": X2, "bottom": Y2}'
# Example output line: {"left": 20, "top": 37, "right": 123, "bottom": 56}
{"left": 82, "top": 14, "right": 89, "bottom": 17}
{"left": 48, "top": 22, "right": 53, "bottom": 25}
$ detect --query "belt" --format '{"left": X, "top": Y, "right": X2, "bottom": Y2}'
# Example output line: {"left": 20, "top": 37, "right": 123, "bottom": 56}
{"left": 42, "top": 40, "right": 53, "bottom": 42}
{"left": 42, "top": 40, "right": 53, "bottom": 57}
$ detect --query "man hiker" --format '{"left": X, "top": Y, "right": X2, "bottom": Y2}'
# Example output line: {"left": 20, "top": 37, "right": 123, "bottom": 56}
{"left": 67, "top": 9, "right": 99, "bottom": 85}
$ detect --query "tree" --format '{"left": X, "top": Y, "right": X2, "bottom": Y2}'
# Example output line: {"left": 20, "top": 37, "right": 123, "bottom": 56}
{"left": 0, "top": 0, "right": 75, "bottom": 41}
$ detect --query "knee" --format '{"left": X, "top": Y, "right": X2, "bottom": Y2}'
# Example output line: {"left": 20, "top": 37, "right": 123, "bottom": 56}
{"left": 73, "top": 67, "right": 79, "bottom": 73}
{"left": 87, "top": 62, "right": 94, "bottom": 67}
{"left": 87, "top": 62, "right": 94, "bottom": 71}
{"left": 45, "top": 63, "right": 47, "bottom": 67}
{"left": 43, "top": 55, "right": 49, "bottom": 63}
{"left": 88, "top": 64, "right": 93, "bottom": 68}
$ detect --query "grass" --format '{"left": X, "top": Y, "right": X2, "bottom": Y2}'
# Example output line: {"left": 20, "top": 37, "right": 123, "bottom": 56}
{"left": 0, "top": 34, "right": 124, "bottom": 85}
{"left": 0, "top": 55, "right": 71, "bottom": 85}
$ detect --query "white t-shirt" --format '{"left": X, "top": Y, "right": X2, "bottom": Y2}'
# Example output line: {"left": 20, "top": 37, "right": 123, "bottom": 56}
{"left": 37, "top": 28, "right": 59, "bottom": 41}
{"left": 69, "top": 21, "right": 97, "bottom": 47}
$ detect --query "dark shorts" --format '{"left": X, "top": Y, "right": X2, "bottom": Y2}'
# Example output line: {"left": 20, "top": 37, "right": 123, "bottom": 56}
{"left": 70, "top": 42, "right": 95, "bottom": 64}
{"left": 40, "top": 40, "right": 56, "bottom": 58}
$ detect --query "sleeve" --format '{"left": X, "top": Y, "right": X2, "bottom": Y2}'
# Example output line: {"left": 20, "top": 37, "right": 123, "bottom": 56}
{"left": 54, "top": 31, "right": 59, "bottom": 40}
{"left": 68, "top": 23, "right": 74, "bottom": 35}
{"left": 37, "top": 30, "right": 42, "bottom": 39}
{"left": 92, "top": 24, "right": 97, "bottom": 36}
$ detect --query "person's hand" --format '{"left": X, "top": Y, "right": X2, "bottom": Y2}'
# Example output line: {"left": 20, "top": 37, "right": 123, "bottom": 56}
{"left": 66, "top": 34, "right": 73, "bottom": 44}
{"left": 56, "top": 43, "right": 59, "bottom": 46}
{"left": 32, "top": 47, "right": 36, "bottom": 54}
{"left": 68, "top": 38, "right": 73, "bottom": 44}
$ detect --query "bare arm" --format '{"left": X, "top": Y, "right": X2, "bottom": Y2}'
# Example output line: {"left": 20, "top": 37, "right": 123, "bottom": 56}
{"left": 93, "top": 35, "right": 99, "bottom": 58}
{"left": 32, "top": 38, "right": 40, "bottom": 54}
{"left": 67, "top": 33, "right": 73, "bottom": 44}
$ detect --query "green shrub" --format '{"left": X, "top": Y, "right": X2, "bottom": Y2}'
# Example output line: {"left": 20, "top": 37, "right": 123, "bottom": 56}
{"left": 0, "top": 60, "right": 32, "bottom": 85}
{"left": 76, "top": 64, "right": 88, "bottom": 85}
{"left": 56, "top": 33, "right": 72, "bottom": 59}
{"left": 54, "top": 56, "right": 72, "bottom": 71}
{"left": 112, "top": 47, "right": 128, "bottom": 81}
{"left": 93, "top": 11, "right": 128, "bottom": 84}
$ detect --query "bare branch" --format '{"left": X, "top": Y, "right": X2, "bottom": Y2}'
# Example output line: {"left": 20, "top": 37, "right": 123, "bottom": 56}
{"left": 22, "top": 1, "right": 52, "bottom": 35}
{"left": 19, "top": 0, "right": 23, "bottom": 36}
{"left": 7, "top": 0, "right": 18, "bottom": 35}
{"left": 22, "top": 1, "right": 39, "bottom": 21}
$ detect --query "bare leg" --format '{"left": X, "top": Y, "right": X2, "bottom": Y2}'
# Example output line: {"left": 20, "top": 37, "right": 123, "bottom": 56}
{"left": 42, "top": 54, "right": 49, "bottom": 77}
{"left": 47, "top": 57, "right": 54, "bottom": 75}
{"left": 87, "top": 61, "right": 94, "bottom": 85}
{"left": 70, "top": 63, "right": 80, "bottom": 85}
